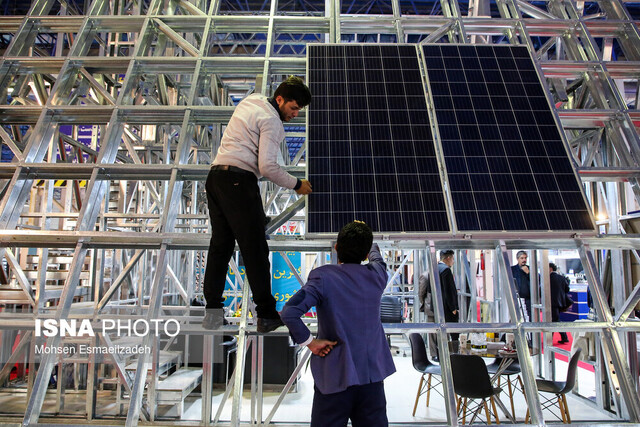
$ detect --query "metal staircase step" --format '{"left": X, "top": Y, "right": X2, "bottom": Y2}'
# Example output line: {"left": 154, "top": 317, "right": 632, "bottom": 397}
{"left": 156, "top": 368, "right": 203, "bottom": 416}
{"left": 125, "top": 350, "right": 182, "bottom": 376}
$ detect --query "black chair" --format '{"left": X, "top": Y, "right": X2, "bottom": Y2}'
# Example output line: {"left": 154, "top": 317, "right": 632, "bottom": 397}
{"left": 486, "top": 359, "right": 524, "bottom": 419}
{"left": 526, "top": 348, "right": 582, "bottom": 424}
{"left": 409, "top": 333, "right": 442, "bottom": 416}
{"left": 380, "top": 295, "right": 403, "bottom": 323}
{"left": 380, "top": 296, "right": 403, "bottom": 350}
{"left": 450, "top": 354, "right": 503, "bottom": 424}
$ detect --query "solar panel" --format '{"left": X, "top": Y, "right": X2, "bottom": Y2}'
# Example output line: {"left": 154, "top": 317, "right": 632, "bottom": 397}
{"left": 422, "top": 44, "right": 595, "bottom": 232}
{"left": 307, "top": 44, "right": 450, "bottom": 234}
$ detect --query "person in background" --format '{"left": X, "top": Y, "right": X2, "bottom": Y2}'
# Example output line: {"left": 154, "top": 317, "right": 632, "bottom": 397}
{"left": 418, "top": 250, "right": 459, "bottom": 360}
{"left": 280, "top": 221, "right": 396, "bottom": 427}
{"left": 203, "top": 76, "right": 312, "bottom": 332}
{"left": 512, "top": 250, "right": 531, "bottom": 321}
{"left": 549, "top": 263, "right": 570, "bottom": 344}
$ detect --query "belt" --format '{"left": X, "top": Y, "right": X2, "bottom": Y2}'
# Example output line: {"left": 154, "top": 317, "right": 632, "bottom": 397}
{"left": 211, "top": 165, "right": 254, "bottom": 176}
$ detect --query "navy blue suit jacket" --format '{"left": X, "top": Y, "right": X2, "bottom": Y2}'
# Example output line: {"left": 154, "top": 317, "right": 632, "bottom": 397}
{"left": 280, "top": 245, "right": 396, "bottom": 395}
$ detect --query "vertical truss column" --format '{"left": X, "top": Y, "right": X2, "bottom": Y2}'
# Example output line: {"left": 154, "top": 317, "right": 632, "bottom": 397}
{"left": 579, "top": 242, "right": 640, "bottom": 422}
{"left": 390, "top": 0, "right": 405, "bottom": 42}
{"left": 260, "top": 0, "right": 278, "bottom": 96}
{"left": 329, "top": 0, "right": 340, "bottom": 43}
{"left": 125, "top": 242, "right": 170, "bottom": 427}
{"left": 427, "top": 241, "right": 458, "bottom": 425}
{"left": 495, "top": 241, "right": 543, "bottom": 425}
{"left": 20, "top": 7, "right": 154, "bottom": 424}
{"left": 229, "top": 282, "right": 252, "bottom": 427}
{"left": 22, "top": 241, "right": 89, "bottom": 426}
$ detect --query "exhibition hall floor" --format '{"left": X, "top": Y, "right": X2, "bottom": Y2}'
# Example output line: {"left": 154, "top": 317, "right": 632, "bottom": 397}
{"left": 179, "top": 336, "right": 617, "bottom": 425}
{"left": 0, "top": 336, "right": 621, "bottom": 425}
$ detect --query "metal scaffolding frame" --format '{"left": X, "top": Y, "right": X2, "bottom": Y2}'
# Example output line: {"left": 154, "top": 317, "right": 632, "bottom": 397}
{"left": 0, "top": 0, "right": 640, "bottom": 425}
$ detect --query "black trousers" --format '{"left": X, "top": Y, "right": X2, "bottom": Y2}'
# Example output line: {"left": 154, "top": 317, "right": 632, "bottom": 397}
{"left": 552, "top": 307, "right": 569, "bottom": 342}
{"left": 203, "top": 168, "right": 278, "bottom": 319}
{"left": 311, "top": 382, "right": 388, "bottom": 427}
{"left": 426, "top": 310, "right": 459, "bottom": 359}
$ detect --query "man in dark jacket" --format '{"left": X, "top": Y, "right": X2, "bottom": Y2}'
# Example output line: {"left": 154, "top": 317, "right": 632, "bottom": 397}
{"left": 418, "top": 250, "right": 459, "bottom": 359}
{"left": 550, "top": 263, "right": 570, "bottom": 343}
{"left": 511, "top": 250, "right": 531, "bottom": 321}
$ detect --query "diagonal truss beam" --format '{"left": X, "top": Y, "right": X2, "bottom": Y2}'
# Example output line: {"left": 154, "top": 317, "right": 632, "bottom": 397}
{"left": 616, "top": 279, "right": 640, "bottom": 323}
{"left": 96, "top": 249, "right": 144, "bottom": 312}
{"left": 153, "top": 19, "right": 199, "bottom": 57}
{"left": 4, "top": 248, "right": 36, "bottom": 307}
{"left": 265, "top": 196, "right": 305, "bottom": 234}
{"left": 0, "top": 126, "right": 24, "bottom": 162}
{"left": 0, "top": 331, "right": 32, "bottom": 385}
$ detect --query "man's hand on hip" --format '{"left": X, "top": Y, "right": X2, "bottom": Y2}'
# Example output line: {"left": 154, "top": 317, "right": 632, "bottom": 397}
{"left": 308, "top": 338, "right": 337, "bottom": 357}
{"left": 296, "top": 179, "right": 312, "bottom": 195}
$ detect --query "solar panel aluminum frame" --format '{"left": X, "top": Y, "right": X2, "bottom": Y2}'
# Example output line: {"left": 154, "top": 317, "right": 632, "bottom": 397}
{"left": 419, "top": 43, "right": 597, "bottom": 237}
{"left": 304, "top": 42, "right": 454, "bottom": 240}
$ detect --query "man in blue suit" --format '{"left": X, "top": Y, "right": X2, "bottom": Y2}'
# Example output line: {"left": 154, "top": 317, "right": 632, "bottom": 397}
{"left": 280, "top": 221, "right": 396, "bottom": 427}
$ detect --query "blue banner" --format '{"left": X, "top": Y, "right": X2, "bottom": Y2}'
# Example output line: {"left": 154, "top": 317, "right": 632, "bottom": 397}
{"left": 271, "top": 251, "right": 302, "bottom": 311}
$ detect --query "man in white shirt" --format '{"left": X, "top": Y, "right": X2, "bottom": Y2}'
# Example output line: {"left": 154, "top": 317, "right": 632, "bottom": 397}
{"left": 203, "top": 76, "right": 312, "bottom": 333}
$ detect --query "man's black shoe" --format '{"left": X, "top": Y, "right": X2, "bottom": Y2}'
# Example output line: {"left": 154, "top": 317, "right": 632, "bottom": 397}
{"left": 257, "top": 317, "right": 284, "bottom": 333}
{"left": 203, "top": 309, "right": 228, "bottom": 330}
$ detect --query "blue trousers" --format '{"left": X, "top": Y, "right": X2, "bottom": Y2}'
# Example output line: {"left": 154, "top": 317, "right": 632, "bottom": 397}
{"left": 311, "top": 381, "right": 388, "bottom": 427}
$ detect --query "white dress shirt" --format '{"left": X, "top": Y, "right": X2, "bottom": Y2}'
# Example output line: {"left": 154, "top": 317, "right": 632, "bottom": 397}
{"left": 213, "top": 94, "right": 297, "bottom": 189}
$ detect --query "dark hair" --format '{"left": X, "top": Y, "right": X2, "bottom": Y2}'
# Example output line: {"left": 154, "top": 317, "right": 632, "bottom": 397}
{"left": 336, "top": 221, "right": 373, "bottom": 264}
{"left": 439, "top": 250, "right": 454, "bottom": 261}
{"left": 549, "top": 263, "right": 558, "bottom": 272}
{"left": 516, "top": 250, "right": 527, "bottom": 258}
{"left": 273, "top": 76, "right": 312, "bottom": 107}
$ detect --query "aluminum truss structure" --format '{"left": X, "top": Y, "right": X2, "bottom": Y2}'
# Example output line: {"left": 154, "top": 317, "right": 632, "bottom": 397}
{"left": 0, "top": 0, "right": 640, "bottom": 425}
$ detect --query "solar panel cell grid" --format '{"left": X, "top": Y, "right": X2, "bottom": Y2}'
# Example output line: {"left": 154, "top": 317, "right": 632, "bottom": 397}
{"left": 422, "top": 44, "right": 594, "bottom": 232}
{"left": 307, "top": 44, "right": 450, "bottom": 234}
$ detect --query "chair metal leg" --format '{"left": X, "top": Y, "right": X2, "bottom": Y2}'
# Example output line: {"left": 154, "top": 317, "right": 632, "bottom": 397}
{"left": 491, "top": 396, "right": 500, "bottom": 424}
{"left": 525, "top": 408, "right": 530, "bottom": 424}
{"left": 457, "top": 396, "right": 462, "bottom": 416}
{"left": 426, "top": 374, "right": 432, "bottom": 407}
{"left": 484, "top": 400, "right": 491, "bottom": 425}
{"left": 412, "top": 375, "right": 424, "bottom": 416}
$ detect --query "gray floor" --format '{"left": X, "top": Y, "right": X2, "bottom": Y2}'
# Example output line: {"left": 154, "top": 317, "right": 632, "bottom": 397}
{"left": 0, "top": 337, "right": 623, "bottom": 425}
{"left": 179, "top": 339, "right": 617, "bottom": 425}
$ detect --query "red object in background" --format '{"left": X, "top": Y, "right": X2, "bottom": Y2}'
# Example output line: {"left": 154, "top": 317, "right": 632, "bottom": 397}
{"left": 480, "top": 251, "right": 485, "bottom": 270}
